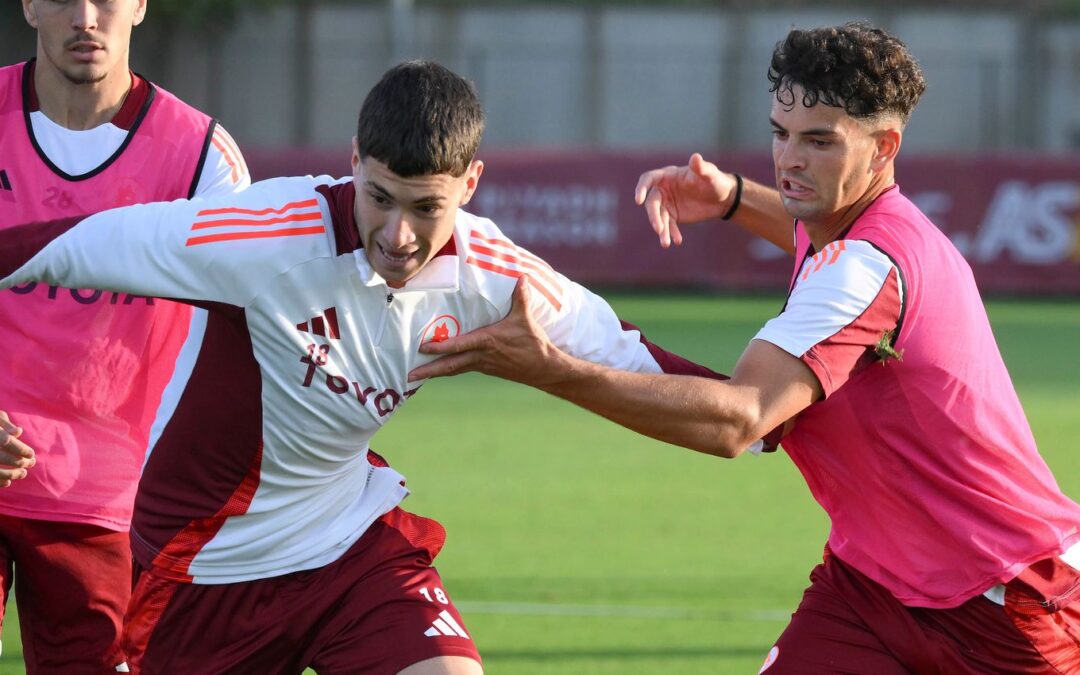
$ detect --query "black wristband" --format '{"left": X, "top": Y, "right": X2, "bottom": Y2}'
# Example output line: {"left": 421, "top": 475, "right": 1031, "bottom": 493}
{"left": 721, "top": 173, "right": 743, "bottom": 221}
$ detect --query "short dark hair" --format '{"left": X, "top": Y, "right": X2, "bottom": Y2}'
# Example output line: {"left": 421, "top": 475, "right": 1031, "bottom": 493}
{"left": 768, "top": 22, "right": 926, "bottom": 126}
{"left": 356, "top": 60, "right": 484, "bottom": 177}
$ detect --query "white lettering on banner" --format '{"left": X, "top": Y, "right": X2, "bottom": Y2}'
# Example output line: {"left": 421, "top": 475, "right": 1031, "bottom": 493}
{"left": 473, "top": 183, "right": 618, "bottom": 248}
{"left": 952, "top": 181, "right": 1079, "bottom": 264}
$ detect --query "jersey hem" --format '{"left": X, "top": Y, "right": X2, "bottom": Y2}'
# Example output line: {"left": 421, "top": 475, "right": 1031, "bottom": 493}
{"left": 132, "top": 487, "right": 409, "bottom": 585}
{"left": 0, "top": 503, "right": 128, "bottom": 532}
{"left": 840, "top": 531, "right": 1080, "bottom": 610}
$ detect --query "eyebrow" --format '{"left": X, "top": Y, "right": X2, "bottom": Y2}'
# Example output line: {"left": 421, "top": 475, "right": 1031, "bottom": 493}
{"left": 364, "top": 180, "right": 446, "bottom": 204}
{"left": 769, "top": 117, "right": 839, "bottom": 137}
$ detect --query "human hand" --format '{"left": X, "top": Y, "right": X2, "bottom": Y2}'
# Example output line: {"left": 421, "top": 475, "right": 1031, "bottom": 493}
{"left": 634, "top": 152, "right": 740, "bottom": 248}
{"left": 0, "top": 411, "right": 35, "bottom": 488}
{"left": 409, "top": 277, "right": 562, "bottom": 387}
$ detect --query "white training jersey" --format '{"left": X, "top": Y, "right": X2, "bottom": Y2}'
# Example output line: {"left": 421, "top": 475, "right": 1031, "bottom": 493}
{"left": 0, "top": 175, "right": 718, "bottom": 584}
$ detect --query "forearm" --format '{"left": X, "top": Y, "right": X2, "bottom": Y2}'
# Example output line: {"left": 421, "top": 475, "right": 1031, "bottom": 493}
{"left": 536, "top": 350, "right": 760, "bottom": 458}
{"left": 412, "top": 280, "right": 817, "bottom": 451}
{"left": 727, "top": 176, "right": 794, "bottom": 255}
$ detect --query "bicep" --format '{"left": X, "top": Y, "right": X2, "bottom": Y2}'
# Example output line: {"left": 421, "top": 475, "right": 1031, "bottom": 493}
{"left": 730, "top": 339, "right": 822, "bottom": 437}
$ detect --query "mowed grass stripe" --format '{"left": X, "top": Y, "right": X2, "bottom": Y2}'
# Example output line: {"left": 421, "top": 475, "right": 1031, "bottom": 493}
{"left": 458, "top": 600, "right": 791, "bottom": 621}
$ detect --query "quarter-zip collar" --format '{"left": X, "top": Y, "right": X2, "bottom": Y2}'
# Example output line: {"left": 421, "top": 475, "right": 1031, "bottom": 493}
{"left": 354, "top": 249, "right": 460, "bottom": 293}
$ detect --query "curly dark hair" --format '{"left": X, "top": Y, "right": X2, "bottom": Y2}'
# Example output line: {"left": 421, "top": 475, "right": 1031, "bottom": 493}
{"left": 768, "top": 22, "right": 926, "bottom": 125}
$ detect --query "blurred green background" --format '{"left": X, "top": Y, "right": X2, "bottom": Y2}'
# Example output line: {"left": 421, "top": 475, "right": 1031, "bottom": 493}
{"left": 1, "top": 293, "right": 1077, "bottom": 674}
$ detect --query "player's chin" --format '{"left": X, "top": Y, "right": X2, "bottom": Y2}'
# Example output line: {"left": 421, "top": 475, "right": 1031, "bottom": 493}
{"left": 379, "top": 263, "right": 420, "bottom": 287}
{"left": 780, "top": 198, "right": 819, "bottom": 220}
{"left": 63, "top": 65, "right": 109, "bottom": 85}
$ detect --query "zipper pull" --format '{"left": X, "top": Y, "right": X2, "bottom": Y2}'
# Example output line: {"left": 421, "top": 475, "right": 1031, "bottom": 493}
{"left": 386, "top": 294, "right": 394, "bottom": 306}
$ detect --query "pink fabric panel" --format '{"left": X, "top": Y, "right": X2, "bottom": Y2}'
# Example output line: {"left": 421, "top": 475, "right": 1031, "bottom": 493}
{"left": 0, "top": 62, "right": 211, "bottom": 530}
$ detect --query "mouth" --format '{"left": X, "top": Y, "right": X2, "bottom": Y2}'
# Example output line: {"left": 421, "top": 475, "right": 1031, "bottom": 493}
{"left": 376, "top": 243, "right": 416, "bottom": 269}
{"left": 780, "top": 177, "right": 814, "bottom": 200}
{"left": 68, "top": 41, "right": 104, "bottom": 62}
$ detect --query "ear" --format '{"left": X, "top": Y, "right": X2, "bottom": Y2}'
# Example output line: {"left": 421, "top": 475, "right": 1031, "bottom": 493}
{"left": 871, "top": 127, "right": 902, "bottom": 173}
{"left": 351, "top": 136, "right": 361, "bottom": 176}
{"left": 133, "top": 0, "right": 148, "bottom": 26}
{"left": 458, "top": 159, "right": 484, "bottom": 206}
{"left": 23, "top": 0, "right": 37, "bottom": 29}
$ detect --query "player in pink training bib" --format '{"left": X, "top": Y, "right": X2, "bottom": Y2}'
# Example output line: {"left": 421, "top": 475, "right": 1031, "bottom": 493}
{"left": 413, "top": 22, "right": 1080, "bottom": 673}
{"left": 0, "top": 1, "right": 248, "bottom": 672}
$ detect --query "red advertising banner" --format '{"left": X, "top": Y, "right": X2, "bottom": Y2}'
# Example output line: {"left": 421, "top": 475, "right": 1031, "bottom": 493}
{"left": 246, "top": 149, "right": 1080, "bottom": 294}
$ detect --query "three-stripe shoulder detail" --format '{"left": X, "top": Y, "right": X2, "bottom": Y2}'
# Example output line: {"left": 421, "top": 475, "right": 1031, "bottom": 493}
{"left": 185, "top": 198, "right": 325, "bottom": 247}
{"left": 465, "top": 229, "right": 563, "bottom": 311}
{"left": 210, "top": 125, "right": 249, "bottom": 186}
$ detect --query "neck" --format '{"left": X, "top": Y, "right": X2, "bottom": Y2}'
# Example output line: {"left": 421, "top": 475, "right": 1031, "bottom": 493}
{"left": 32, "top": 56, "right": 131, "bottom": 130}
{"left": 804, "top": 171, "right": 895, "bottom": 250}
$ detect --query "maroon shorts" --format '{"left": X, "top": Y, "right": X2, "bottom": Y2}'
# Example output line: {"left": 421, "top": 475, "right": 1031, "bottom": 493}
{"left": 0, "top": 513, "right": 130, "bottom": 674}
{"left": 122, "top": 507, "right": 481, "bottom": 675}
{"left": 760, "top": 547, "right": 1080, "bottom": 674}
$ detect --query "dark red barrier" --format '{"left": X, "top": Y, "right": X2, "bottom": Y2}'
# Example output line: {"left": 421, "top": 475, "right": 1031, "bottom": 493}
{"left": 245, "top": 149, "right": 1080, "bottom": 294}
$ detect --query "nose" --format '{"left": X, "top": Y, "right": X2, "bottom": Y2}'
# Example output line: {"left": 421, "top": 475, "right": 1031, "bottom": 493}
{"left": 384, "top": 212, "right": 416, "bottom": 249}
{"left": 774, "top": 137, "right": 805, "bottom": 172}
{"left": 70, "top": 0, "right": 99, "bottom": 32}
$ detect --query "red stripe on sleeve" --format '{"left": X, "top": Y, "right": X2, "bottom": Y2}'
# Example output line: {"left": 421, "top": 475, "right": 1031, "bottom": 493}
{"left": 184, "top": 226, "right": 326, "bottom": 247}
{"left": 197, "top": 199, "right": 319, "bottom": 218}
{"left": 465, "top": 256, "right": 562, "bottom": 311}
{"left": 190, "top": 211, "right": 323, "bottom": 231}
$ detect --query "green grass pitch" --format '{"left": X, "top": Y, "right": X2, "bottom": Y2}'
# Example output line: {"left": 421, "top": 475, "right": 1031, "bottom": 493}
{"left": 1, "top": 293, "right": 1077, "bottom": 674}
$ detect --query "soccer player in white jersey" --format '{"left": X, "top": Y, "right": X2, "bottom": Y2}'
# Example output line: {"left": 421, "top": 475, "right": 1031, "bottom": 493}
{"left": 0, "top": 61, "right": 741, "bottom": 674}
{"left": 0, "top": 1, "right": 249, "bottom": 672}
{"left": 413, "top": 22, "right": 1080, "bottom": 673}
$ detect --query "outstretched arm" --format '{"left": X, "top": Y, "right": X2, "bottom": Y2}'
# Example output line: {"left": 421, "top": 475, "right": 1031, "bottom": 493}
{"left": 636, "top": 153, "right": 794, "bottom": 255}
{"left": 0, "top": 177, "right": 333, "bottom": 307}
{"left": 411, "top": 278, "right": 819, "bottom": 457}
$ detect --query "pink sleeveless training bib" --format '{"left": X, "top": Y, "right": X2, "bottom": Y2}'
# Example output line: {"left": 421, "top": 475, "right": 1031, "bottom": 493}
{"left": 0, "top": 61, "right": 214, "bottom": 529}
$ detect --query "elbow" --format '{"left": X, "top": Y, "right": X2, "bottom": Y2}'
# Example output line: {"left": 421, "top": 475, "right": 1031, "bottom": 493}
{"left": 705, "top": 442, "right": 742, "bottom": 460}
{"left": 701, "top": 407, "right": 762, "bottom": 459}
{"left": 709, "top": 430, "right": 753, "bottom": 459}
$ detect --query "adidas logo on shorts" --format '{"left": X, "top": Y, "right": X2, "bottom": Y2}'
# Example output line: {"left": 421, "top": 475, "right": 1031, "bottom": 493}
{"left": 423, "top": 610, "right": 470, "bottom": 639}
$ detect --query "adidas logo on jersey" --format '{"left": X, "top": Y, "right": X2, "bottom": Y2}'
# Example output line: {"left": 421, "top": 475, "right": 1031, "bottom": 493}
{"left": 0, "top": 170, "right": 13, "bottom": 203}
{"left": 423, "top": 610, "right": 471, "bottom": 639}
{"left": 296, "top": 307, "right": 341, "bottom": 340}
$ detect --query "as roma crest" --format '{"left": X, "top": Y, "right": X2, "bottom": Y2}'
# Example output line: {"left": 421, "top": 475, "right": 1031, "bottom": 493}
{"left": 420, "top": 314, "right": 461, "bottom": 345}
{"left": 111, "top": 177, "right": 143, "bottom": 206}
